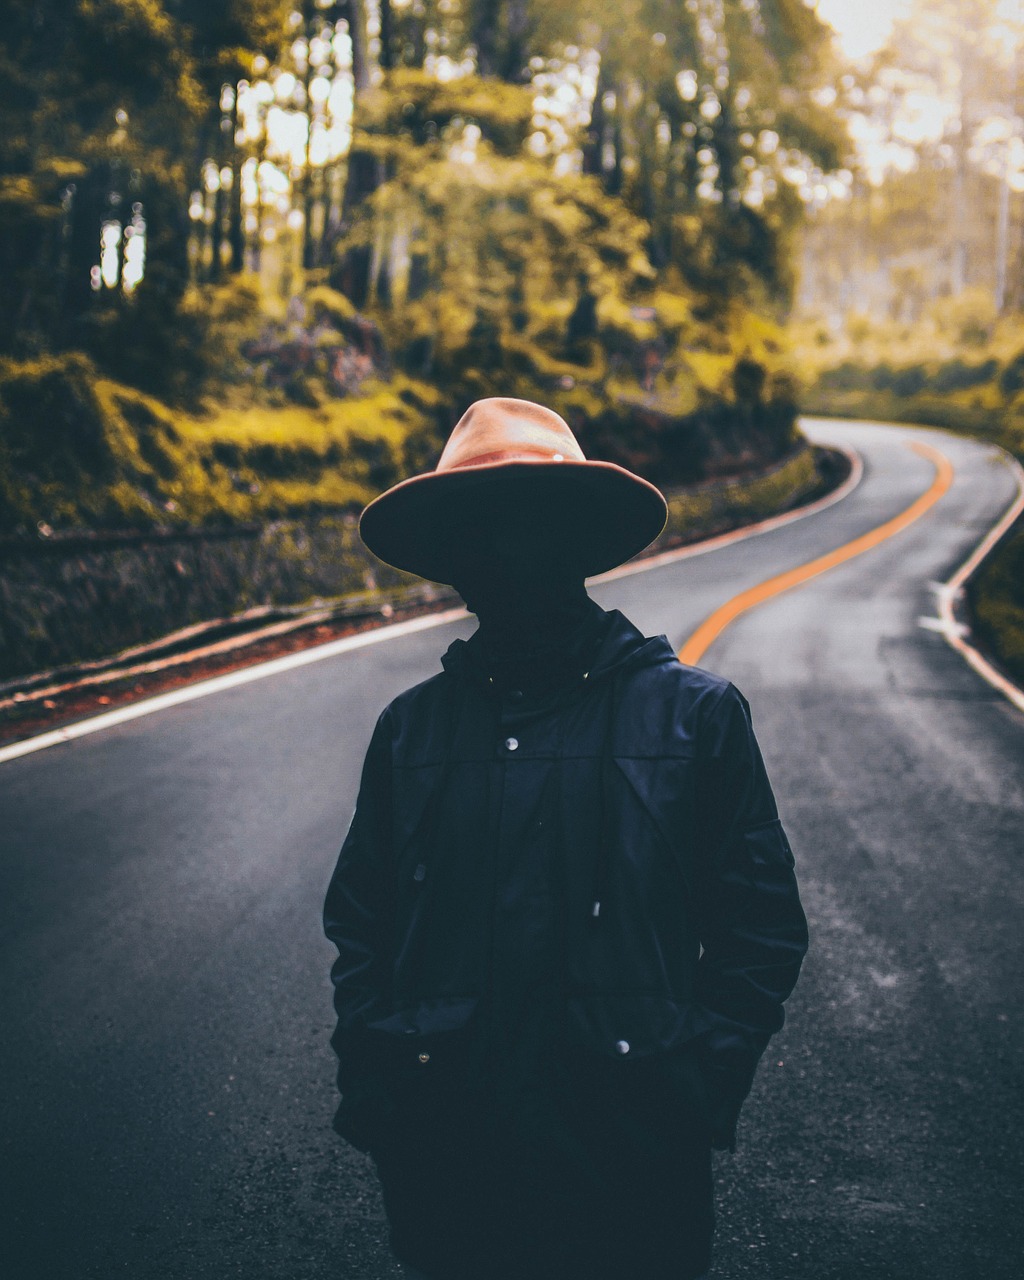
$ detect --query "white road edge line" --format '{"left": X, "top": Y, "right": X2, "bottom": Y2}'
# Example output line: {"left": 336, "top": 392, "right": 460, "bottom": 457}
{"left": 918, "top": 616, "right": 968, "bottom": 638}
{"left": 0, "top": 610, "right": 469, "bottom": 765}
{"left": 0, "top": 444, "right": 863, "bottom": 767}
{"left": 934, "top": 447, "right": 1024, "bottom": 714}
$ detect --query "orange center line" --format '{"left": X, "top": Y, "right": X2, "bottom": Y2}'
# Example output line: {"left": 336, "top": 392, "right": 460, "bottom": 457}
{"left": 677, "top": 441, "right": 956, "bottom": 667}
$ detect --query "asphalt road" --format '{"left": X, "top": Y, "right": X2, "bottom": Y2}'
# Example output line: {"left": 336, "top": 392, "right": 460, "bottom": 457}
{"left": 2, "top": 419, "right": 1022, "bottom": 1280}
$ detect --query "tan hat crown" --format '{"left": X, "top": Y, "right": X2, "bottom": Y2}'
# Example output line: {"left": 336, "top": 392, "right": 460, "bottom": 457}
{"left": 436, "top": 398, "right": 587, "bottom": 473}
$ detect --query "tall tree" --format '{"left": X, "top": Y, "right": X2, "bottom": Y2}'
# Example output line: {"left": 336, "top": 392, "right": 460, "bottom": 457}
{"left": 798, "top": 0, "right": 1024, "bottom": 320}
{"left": 169, "top": 0, "right": 291, "bottom": 278}
{"left": 533, "top": 0, "right": 845, "bottom": 306}
{"left": 0, "top": 0, "right": 295, "bottom": 367}
{"left": 0, "top": 0, "right": 203, "bottom": 356}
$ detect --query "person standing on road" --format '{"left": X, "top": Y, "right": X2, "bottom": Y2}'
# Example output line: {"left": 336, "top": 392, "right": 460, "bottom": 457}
{"left": 323, "top": 397, "right": 809, "bottom": 1280}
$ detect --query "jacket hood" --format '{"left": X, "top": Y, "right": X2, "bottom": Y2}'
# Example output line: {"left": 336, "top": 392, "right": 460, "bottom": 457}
{"left": 586, "top": 609, "right": 676, "bottom": 683}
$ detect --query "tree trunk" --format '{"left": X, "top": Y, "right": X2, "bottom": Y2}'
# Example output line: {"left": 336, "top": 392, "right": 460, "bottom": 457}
{"left": 379, "top": 0, "right": 394, "bottom": 71}
{"left": 582, "top": 71, "right": 607, "bottom": 176}
{"left": 375, "top": 227, "right": 393, "bottom": 308}
{"left": 501, "top": 0, "right": 530, "bottom": 80}
{"left": 301, "top": 68, "right": 316, "bottom": 270}
{"left": 319, "top": 163, "right": 344, "bottom": 262}
{"left": 64, "top": 170, "right": 104, "bottom": 327}
{"left": 346, "top": 0, "right": 371, "bottom": 95}
{"left": 407, "top": 247, "right": 430, "bottom": 301}
{"left": 210, "top": 180, "right": 225, "bottom": 281}
{"left": 950, "top": 31, "right": 971, "bottom": 296}
{"left": 472, "top": 0, "right": 502, "bottom": 77}
{"left": 333, "top": 1, "right": 388, "bottom": 302}
{"left": 606, "top": 85, "right": 626, "bottom": 196}
{"left": 337, "top": 126, "right": 386, "bottom": 305}
{"left": 228, "top": 92, "right": 245, "bottom": 274}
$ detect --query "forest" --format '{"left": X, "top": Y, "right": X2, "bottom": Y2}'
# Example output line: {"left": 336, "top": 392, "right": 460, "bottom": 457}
{"left": 0, "top": 0, "right": 846, "bottom": 535}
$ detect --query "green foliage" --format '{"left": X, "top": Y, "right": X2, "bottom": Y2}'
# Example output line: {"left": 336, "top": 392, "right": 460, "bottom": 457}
{"left": 0, "top": 0, "right": 290, "bottom": 372}
{"left": 971, "top": 528, "right": 1024, "bottom": 686}
{"left": 0, "top": 354, "right": 444, "bottom": 534}
{"left": 998, "top": 351, "right": 1024, "bottom": 397}
{"left": 333, "top": 66, "right": 801, "bottom": 482}
{"left": 0, "top": 352, "right": 182, "bottom": 529}
{"left": 552, "top": 0, "right": 846, "bottom": 307}
{"left": 660, "top": 441, "right": 820, "bottom": 544}
{"left": 0, "top": 0, "right": 841, "bottom": 552}
{"left": 790, "top": 301, "right": 1024, "bottom": 460}
{"left": 928, "top": 358, "right": 998, "bottom": 393}
{"left": 0, "top": 0, "right": 205, "bottom": 351}
{"left": 305, "top": 286, "right": 359, "bottom": 328}
{"left": 816, "top": 357, "right": 1002, "bottom": 397}
{"left": 0, "top": 353, "right": 114, "bottom": 486}
{"left": 339, "top": 135, "right": 655, "bottom": 381}
{"left": 356, "top": 69, "right": 537, "bottom": 157}
{"left": 925, "top": 287, "right": 999, "bottom": 348}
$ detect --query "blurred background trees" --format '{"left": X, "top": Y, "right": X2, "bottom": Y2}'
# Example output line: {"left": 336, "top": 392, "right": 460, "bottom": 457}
{"left": 792, "top": 0, "right": 1024, "bottom": 464}
{"left": 1, "top": 1, "right": 843, "bottom": 383}
{"left": 1, "top": 0, "right": 851, "bottom": 536}
{"left": 798, "top": 0, "right": 1024, "bottom": 325}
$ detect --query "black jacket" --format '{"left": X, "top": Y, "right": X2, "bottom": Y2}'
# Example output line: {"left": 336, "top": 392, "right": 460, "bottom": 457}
{"left": 323, "top": 604, "right": 808, "bottom": 1277}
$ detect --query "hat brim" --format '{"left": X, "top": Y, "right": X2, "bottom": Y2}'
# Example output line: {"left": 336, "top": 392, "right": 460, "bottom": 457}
{"left": 359, "top": 459, "right": 668, "bottom": 584}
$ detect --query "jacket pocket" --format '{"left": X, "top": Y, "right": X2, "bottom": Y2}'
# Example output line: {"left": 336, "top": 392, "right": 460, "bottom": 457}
{"left": 364, "top": 998, "right": 481, "bottom": 1142}
{"left": 333, "top": 998, "right": 479, "bottom": 1153}
{"left": 563, "top": 994, "right": 715, "bottom": 1145}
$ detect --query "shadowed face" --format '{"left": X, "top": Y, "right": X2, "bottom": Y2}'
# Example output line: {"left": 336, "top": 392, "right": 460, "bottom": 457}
{"left": 439, "top": 488, "right": 586, "bottom": 624}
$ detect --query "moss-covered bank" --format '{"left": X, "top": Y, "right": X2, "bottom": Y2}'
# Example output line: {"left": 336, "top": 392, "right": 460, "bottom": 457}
{"left": 1, "top": 309, "right": 800, "bottom": 538}
{"left": 0, "top": 352, "right": 448, "bottom": 533}
{"left": 968, "top": 526, "right": 1024, "bottom": 687}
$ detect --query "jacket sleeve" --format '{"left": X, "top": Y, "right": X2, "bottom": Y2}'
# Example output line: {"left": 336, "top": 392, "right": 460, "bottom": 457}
{"left": 322, "top": 709, "right": 396, "bottom": 1148}
{"left": 692, "top": 681, "right": 809, "bottom": 1149}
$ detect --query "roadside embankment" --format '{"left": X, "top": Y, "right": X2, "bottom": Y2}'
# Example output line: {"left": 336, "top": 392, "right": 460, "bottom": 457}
{"left": 0, "top": 442, "right": 844, "bottom": 742}
{"left": 967, "top": 522, "right": 1024, "bottom": 686}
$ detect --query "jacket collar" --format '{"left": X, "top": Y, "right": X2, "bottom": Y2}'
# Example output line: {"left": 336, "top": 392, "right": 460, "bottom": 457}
{"left": 440, "top": 602, "right": 675, "bottom": 696}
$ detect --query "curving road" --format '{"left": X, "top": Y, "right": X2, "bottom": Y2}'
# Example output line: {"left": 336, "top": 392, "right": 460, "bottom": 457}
{"left": 1, "top": 419, "right": 1022, "bottom": 1279}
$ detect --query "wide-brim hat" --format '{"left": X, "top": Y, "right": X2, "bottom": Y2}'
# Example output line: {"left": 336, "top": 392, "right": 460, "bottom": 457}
{"left": 359, "top": 397, "right": 668, "bottom": 584}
